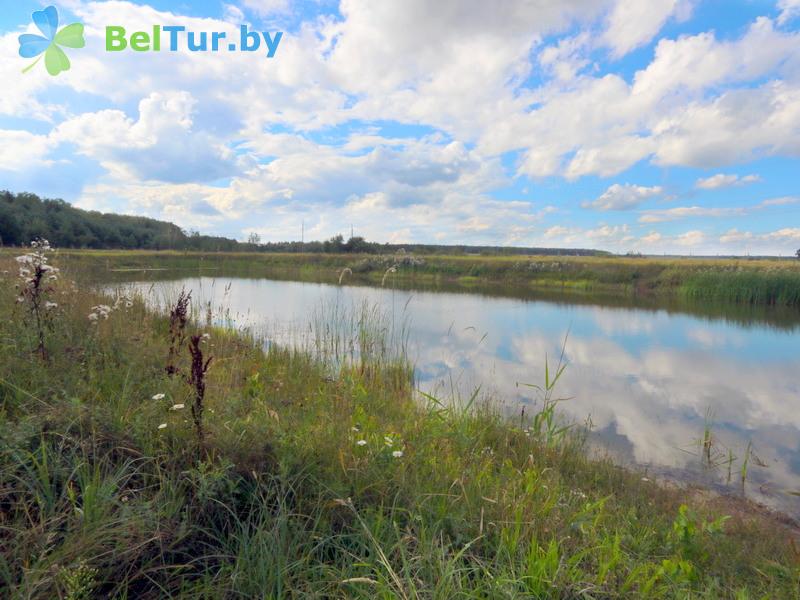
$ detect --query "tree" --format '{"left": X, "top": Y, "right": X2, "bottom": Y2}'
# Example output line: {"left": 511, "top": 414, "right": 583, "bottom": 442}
{"left": 343, "top": 236, "right": 370, "bottom": 253}
{"left": 247, "top": 232, "right": 261, "bottom": 245}
{"left": 0, "top": 209, "right": 22, "bottom": 246}
{"left": 323, "top": 234, "right": 345, "bottom": 253}
{"left": 796, "top": 248, "right": 800, "bottom": 259}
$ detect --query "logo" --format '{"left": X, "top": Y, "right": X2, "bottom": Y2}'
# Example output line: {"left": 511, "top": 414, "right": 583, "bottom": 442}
{"left": 16, "top": 5, "right": 282, "bottom": 76}
{"left": 19, "top": 5, "right": 85, "bottom": 76}
{"left": 104, "top": 26, "right": 282, "bottom": 57}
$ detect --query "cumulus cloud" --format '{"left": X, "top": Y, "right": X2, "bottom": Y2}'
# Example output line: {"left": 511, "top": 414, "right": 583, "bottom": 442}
{"left": 674, "top": 230, "right": 705, "bottom": 246}
{"left": 719, "top": 228, "right": 753, "bottom": 244}
{"left": 719, "top": 227, "right": 800, "bottom": 252}
{"left": 1, "top": 0, "right": 798, "bottom": 252}
{"left": 52, "top": 92, "right": 240, "bottom": 183}
{"left": 640, "top": 231, "right": 662, "bottom": 244}
{"left": 777, "top": 0, "right": 800, "bottom": 25}
{"left": 652, "top": 82, "right": 800, "bottom": 168}
{"left": 0, "top": 131, "right": 53, "bottom": 171}
{"left": 583, "top": 183, "right": 663, "bottom": 211}
{"left": 603, "top": 0, "right": 693, "bottom": 58}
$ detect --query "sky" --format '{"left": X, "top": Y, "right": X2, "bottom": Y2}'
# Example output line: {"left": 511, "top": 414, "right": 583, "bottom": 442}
{"left": 1, "top": 0, "right": 799, "bottom": 255}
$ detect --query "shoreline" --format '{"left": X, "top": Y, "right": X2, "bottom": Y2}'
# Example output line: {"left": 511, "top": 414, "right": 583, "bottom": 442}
{"left": 31, "top": 248, "right": 800, "bottom": 309}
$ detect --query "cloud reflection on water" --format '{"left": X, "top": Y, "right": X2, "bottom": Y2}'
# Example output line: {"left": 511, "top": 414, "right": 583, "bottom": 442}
{"left": 126, "top": 277, "right": 800, "bottom": 514}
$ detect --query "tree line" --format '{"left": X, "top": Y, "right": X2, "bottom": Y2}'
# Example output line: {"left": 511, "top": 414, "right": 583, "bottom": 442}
{"left": 1, "top": 191, "right": 607, "bottom": 256}
{"left": 0, "top": 191, "right": 242, "bottom": 251}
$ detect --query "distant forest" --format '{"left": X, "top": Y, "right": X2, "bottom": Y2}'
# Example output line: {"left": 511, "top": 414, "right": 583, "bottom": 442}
{"left": 0, "top": 191, "right": 606, "bottom": 256}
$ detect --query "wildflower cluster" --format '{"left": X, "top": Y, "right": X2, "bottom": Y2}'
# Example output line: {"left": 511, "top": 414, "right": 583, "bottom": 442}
{"left": 15, "top": 239, "right": 59, "bottom": 358}
{"left": 352, "top": 427, "right": 405, "bottom": 459}
{"left": 150, "top": 392, "right": 184, "bottom": 431}
{"left": 88, "top": 305, "right": 111, "bottom": 322}
{"left": 113, "top": 293, "right": 134, "bottom": 310}
{"left": 87, "top": 294, "right": 133, "bottom": 323}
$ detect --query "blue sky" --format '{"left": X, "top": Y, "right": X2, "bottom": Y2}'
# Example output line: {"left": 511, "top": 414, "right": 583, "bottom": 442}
{"left": 1, "top": 0, "right": 799, "bottom": 254}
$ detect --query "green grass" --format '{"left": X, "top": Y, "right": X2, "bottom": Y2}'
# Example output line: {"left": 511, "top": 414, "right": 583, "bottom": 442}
{"left": 11, "top": 248, "right": 800, "bottom": 308}
{"left": 0, "top": 252, "right": 798, "bottom": 598}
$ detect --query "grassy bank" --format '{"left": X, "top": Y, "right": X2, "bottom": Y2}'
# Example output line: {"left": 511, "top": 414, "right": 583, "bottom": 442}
{"left": 30, "top": 249, "right": 800, "bottom": 308}
{"left": 1, "top": 248, "right": 799, "bottom": 598}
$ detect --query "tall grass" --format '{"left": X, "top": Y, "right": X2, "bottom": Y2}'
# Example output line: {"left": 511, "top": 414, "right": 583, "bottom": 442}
{"left": 678, "top": 270, "right": 800, "bottom": 305}
{"left": 30, "top": 248, "right": 800, "bottom": 308}
{"left": 0, "top": 251, "right": 798, "bottom": 598}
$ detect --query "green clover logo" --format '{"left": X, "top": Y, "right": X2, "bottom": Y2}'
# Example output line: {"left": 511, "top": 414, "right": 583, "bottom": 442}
{"left": 18, "top": 5, "right": 85, "bottom": 76}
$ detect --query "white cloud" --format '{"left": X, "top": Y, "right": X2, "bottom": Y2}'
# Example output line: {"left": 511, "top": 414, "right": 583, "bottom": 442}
{"left": 639, "top": 206, "right": 746, "bottom": 223}
{"left": 538, "top": 32, "right": 592, "bottom": 82}
{"left": 1, "top": 0, "right": 798, "bottom": 252}
{"left": 583, "top": 183, "right": 663, "bottom": 211}
{"left": 0, "top": 30, "right": 64, "bottom": 120}
{"left": 758, "top": 196, "right": 798, "bottom": 207}
{"left": 674, "top": 230, "right": 705, "bottom": 246}
{"left": 652, "top": 82, "right": 800, "bottom": 168}
{"left": 695, "top": 173, "right": 760, "bottom": 189}
{"left": 603, "top": 0, "right": 692, "bottom": 58}
{"left": 238, "top": 0, "right": 290, "bottom": 17}
{"left": 325, "top": 0, "right": 602, "bottom": 95}
{"left": 763, "top": 227, "right": 800, "bottom": 241}
{"left": 641, "top": 231, "right": 662, "bottom": 244}
{"left": 544, "top": 225, "right": 572, "bottom": 239}
{"left": 777, "top": 0, "right": 800, "bottom": 25}
{"left": 52, "top": 92, "right": 240, "bottom": 183}
{"left": 540, "top": 224, "right": 632, "bottom": 248}
{"left": 632, "top": 18, "right": 799, "bottom": 104}
{"left": 719, "top": 228, "right": 753, "bottom": 244}
{"left": 222, "top": 4, "right": 246, "bottom": 23}
{"left": 0, "top": 130, "right": 53, "bottom": 171}
{"left": 719, "top": 227, "right": 800, "bottom": 253}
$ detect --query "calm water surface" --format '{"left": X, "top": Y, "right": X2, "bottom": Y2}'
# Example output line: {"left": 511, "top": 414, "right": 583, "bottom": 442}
{"left": 119, "top": 275, "right": 800, "bottom": 515}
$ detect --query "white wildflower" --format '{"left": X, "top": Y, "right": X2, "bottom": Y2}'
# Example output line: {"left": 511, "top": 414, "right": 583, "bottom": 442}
{"left": 392, "top": 450, "right": 404, "bottom": 458}
{"left": 152, "top": 393, "right": 166, "bottom": 400}
{"left": 88, "top": 313, "right": 98, "bottom": 321}
{"left": 89, "top": 305, "right": 112, "bottom": 321}
{"left": 384, "top": 436, "right": 394, "bottom": 446}
{"left": 157, "top": 423, "right": 167, "bottom": 430}
{"left": 169, "top": 404, "right": 185, "bottom": 410}
{"left": 45, "top": 302, "right": 58, "bottom": 310}
{"left": 356, "top": 440, "right": 367, "bottom": 446}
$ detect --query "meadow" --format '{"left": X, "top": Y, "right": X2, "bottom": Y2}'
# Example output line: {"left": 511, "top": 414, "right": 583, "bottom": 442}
{"left": 35, "top": 248, "right": 800, "bottom": 308}
{"left": 0, "top": 245, "right": 799, "bottom": 598}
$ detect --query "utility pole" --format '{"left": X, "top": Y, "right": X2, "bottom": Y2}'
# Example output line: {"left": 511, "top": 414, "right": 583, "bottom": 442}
{"left": 351, "top": 224, "right": 354, "bottom": 239}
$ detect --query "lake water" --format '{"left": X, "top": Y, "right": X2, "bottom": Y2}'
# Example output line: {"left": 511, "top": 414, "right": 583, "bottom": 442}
{"left": 117, "top": 275, "right": 800, "bottom": 515}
